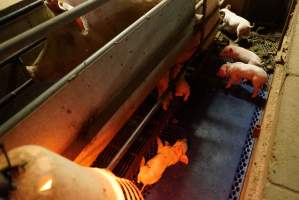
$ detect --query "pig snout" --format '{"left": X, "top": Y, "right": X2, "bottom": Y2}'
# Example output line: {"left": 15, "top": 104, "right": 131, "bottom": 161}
{"left": 217, "top": 66, "right": 227, "bottom": 77}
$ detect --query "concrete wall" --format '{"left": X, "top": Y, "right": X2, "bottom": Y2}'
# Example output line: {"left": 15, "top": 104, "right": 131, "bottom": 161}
{"left": 224, "top": 0, "right": 292, "bottom": 27}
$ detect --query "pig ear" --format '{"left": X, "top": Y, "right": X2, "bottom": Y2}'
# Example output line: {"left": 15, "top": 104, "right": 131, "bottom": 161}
{"left": 140, "top": 157, "right": 145, "bottom": 167}
{"left": 157, "top": 137, "right": 164, "bottom": 150}
{"left": 180, "top": 155, "right": 189, "bottom": 165}
{"left": 226, "top": 4, "right": 231, "bottom": 10}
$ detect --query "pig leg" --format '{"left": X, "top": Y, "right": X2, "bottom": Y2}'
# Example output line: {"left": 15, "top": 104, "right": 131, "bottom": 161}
{"left": 251, "top": 87, "right": 259, "bottom": 98}
{"left": 225, "top": 78, "right": 234, "bottom": 88}
{"left": 161, "top": 93, "right": 173, "bottom": 110}
{"left": 251, "top": 77, "right": 263, "bottom": 97}
{"left": 175, "top": 76, "right": 190, "bottom": 101}
{"left": 140, "top": 185, "right": 146, "bottom": 192}
{"left": 234, "top": 38, "right": 240, "bottom": 43}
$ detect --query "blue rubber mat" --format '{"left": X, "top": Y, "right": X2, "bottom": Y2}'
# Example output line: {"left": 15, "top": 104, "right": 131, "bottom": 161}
{"left": 144, "top": 83, "right": 257, "bottom": 200}
{"left": 143, "top": 40, "right": 271, "bottom": 199}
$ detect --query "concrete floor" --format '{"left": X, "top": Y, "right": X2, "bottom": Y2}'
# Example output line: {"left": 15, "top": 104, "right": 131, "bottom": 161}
{"left": 242, "top": 2, "right": 299, "bottom": 200}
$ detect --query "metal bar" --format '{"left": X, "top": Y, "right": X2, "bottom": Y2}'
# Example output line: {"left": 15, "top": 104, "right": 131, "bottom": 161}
{"left": 0, "top": 79, "right": 33, "bottom": 108}
{"left": 107, "top": 28, "right": 197, "bottom": 170}
{"left": 0, "top": 38, "right": 45, "bottom": 68}
{"left": 0, "top": 0, "right": 43, "bottom": 26}
{"left": 0, "top": 0, "right": 179, "bottom": 138}
{"left": 0, "top": 0, "right": 109, "bottom": 61}
{"left": 107, "top": 24, "right": 199, "bottom": 170}
{"left": 107, "top": 101, "right": 161, "bottom": 170}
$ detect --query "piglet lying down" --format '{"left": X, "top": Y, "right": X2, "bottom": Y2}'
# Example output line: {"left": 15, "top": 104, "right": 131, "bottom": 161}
{"left": 217, "top": 62, "right": 268, "bottom": 97}
{"left": 219, "top": 45, "right": 262, "bottom": 66}
{"left": 137, "top": 137, "right": 189, "bottom": 191}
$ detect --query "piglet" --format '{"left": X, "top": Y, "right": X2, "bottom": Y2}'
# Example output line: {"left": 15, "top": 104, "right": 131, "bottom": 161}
{"left": 156, "top": 66, "right": 190, "bottom": 110}
{"left": 137, "top": 137, "right": 189, "bottom": 191}
{"left": 219, "top": 5, "right": 253, "bottom": 42}
{"left": 217, "top": 62, "right": 267, "bottom": 97}
{"left": 219, "top": 45, "right": 262, "bottom": 66}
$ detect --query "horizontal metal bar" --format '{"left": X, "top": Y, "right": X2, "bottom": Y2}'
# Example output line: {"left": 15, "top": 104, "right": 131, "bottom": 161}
{"left": 0, "top": 38, "right": 45, "bottom": 68}
{"left": 0, "top": 0, "right": 43, "bottom": 26}
{"left": 0, "top": 0, "right": 109, "bottom": 61}
{"left": 0, "top": 79, "right": 33, "bottom": 108}
{"left": 0, "top": 0, "right": 172, "bottom": 138}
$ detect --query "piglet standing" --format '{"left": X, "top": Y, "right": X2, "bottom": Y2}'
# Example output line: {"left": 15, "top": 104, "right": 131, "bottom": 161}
{"left": 137, "top": 137, "right": 189, "bottom": 191}
{"left": 217, "top": 62, "right": 267, "bottom": 97}
{"left": 219, "top": 5, "right": 253, "bottom": 42}
{"left": 219, "top": 45, "right": 262, "bottom": 66}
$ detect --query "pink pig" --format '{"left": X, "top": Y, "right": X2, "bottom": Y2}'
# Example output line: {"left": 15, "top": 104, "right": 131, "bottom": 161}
{"left": 219, "top": 5, "right": 253, "bottom": 42}
{"left": 217, "top": 62, "right": 267, "bottom": 97}
{"left": 219, "top": 45, "right": 262, "bottom": 66}
{"left": 137, "top": 137, "right": 188, "bottom": 191}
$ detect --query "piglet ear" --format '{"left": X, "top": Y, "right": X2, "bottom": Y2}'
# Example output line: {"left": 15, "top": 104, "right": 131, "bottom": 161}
{"left": 180, "top": 155, "right": 189, "bottom": 165}
{"left": 226, "top": 4, "right": 231, "bottom": 10}
{"left": 140, "top": 157, "right": 145, "bottom": 167}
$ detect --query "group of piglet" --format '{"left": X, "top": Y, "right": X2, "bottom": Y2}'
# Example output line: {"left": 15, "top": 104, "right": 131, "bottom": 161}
{"left": 217, "top": 5, "right": 268, "bottom": 98}
{"left": 136, "top": 5, "right": 271, "bottom": 192}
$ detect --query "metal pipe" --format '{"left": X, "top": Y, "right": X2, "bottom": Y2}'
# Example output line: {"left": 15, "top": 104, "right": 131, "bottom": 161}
{"left": 0, "top": 0, "right": 43, "bottom": 26}
{"left": 0, "top": 38, "right": 45, "bottom": 68}
{"left": 107, "top": 101, "right": 161, "bottom": 170}
{"left": 107, "top": 45, "right": 194, "bottom": 170}
{"left": 101, "top": 0, "right": 219, "bottom": 169}
{"left": 0, "top": 79, "right": 33, "bottom": 108}
{"left": 107, "top": 27, "right": 199, "bottom": 170}
{"left": 0, "top": 0, "right": 167, "bottom": 138}
{"left": 0, "top": 0, "right": 109, "bottom": 60}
